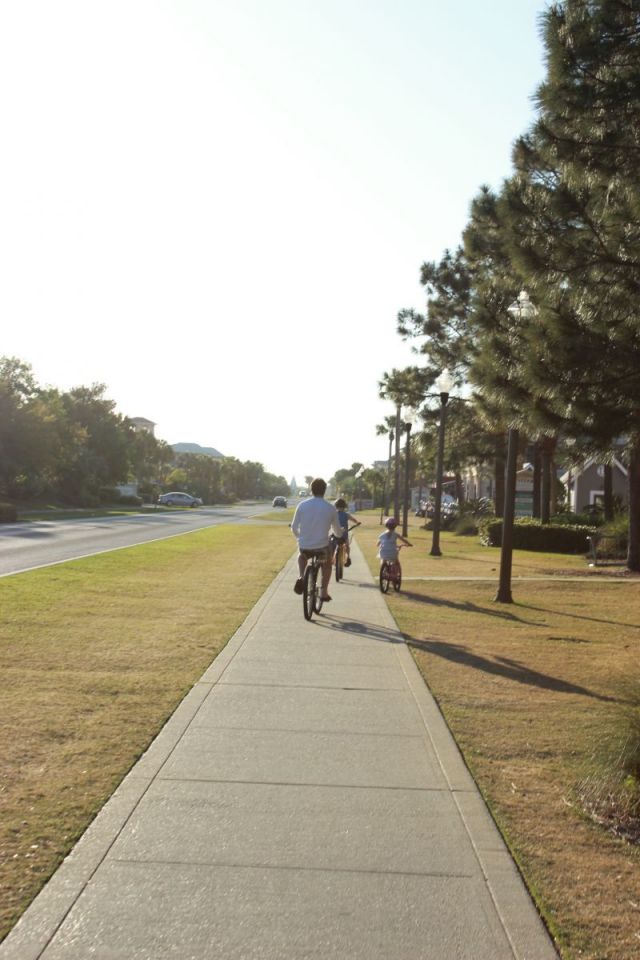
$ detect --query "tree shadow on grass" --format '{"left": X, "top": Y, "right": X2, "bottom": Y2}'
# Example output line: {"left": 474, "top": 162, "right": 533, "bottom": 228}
{"left": 399, "top": 589, "right": 540, "bottom": 625}
{"left": 518, "top": 601, "right": 640, "bottom": 632}
{"left": 407, "top": 636, "right": 620, "bottom": 703}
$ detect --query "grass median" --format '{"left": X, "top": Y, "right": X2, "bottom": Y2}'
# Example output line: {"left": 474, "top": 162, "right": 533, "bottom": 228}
{"left": 356, "top": 514, "right": 640, "bottom": 960}
{"left": 0, "top": 522, "right": 294, "bottom": 942}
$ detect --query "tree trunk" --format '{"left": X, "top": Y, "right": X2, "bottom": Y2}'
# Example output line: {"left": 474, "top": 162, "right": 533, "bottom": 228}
{"left": 627, "top": 438, "right": 640, "bottom": 572}
{"left": 604, "top": 463, "right": 614, "bottom": 521}
{"left": 541, "top": 451, "right": 550, "bottom": 524}
{"left": 455, "top": 472, "right": 464, "bottom": 504}
{"left": 540, "top": 437, "right": 557, "bottom": 524}
{"left": 495, "top": 428, "right": 519, "bottom": 603}
{"left": 494, "top": 434, "right": 506, "bottom": 518}
{"left": 550, "top": 459, "right": 558, "bottom": 516}
{"left": 533, "top": 443, "right": 541, "bottom": 518}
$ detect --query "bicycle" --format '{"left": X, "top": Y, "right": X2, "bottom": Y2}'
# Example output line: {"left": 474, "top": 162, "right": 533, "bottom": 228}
{"left": 379, "top": 545, "right": 406, "bottom": 594}
{"left": 302, "top": 549, "right": 327, "bottom": 621}
{"left": 333, "top": 524, "right": 359, "bottom": 583}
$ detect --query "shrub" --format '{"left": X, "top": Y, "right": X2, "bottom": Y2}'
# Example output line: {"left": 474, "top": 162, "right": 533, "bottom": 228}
{"left": 98, "top": 486, "right": 121, "bottom": 504}
{"left": 552, "top": 511, "right": 605, "bottom": 528}
{"left": 600, "top": 513, "right": 630, "bottom": 542}
{"left": 453, "top": 515, "right": 479, "bottom": 536}
{"left": 0, "top": 502, "right": 17, "bottom": 523}
{"left": 459, "top": 497, "right": 495, "bottom": 518}
{"left": 480, "top": 517, "right": 595, "bottom": 553}
{"left": 118, "top": 495, "right": 143, "bottom": 507}
{"left": 575, "top": 681, "right": 640, "bottom": 844}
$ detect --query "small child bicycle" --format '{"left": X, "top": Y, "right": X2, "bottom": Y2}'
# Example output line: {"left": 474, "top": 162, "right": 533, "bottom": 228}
{"left": 377, "top": 517, "right": 412, "bottom": 594}
{"left": 379, "top": 545, "right": 406, "bottom": 593}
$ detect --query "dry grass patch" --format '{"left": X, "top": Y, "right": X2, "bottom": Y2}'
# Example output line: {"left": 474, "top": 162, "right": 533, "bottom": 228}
{"left": 355, "top": 515, "right": 640, "bottom": 960}
{"left": 0, "top": 523, "right": 293, "bottom": 941}
{"left": 254, "top": 508, "right": 295, "bottom": 522}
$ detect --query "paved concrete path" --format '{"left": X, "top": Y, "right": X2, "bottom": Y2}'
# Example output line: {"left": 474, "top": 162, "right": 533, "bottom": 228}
{"left": 1, "top": 543, "right": 557, "bottom": 959}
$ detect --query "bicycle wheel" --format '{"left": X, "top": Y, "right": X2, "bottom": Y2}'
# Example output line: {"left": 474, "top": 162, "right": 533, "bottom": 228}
{"left": 303, "top": 565, "right": 315, "bottom": 620}
{"left": 335, "top": 544, "right": 343, "bottom": 582}
{"left": 313, "top": 563, "right": 324, "bottom": 613}
{"left": 393, "top": 561, "right": 402, "bottom": 592}
{"left": 379, "top": 563, "right": 390, "bottom": 593}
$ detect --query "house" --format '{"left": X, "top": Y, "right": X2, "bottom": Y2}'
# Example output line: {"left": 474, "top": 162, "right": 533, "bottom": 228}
{"left": 561, "top": 458, "right": 628, "bottom": 513}
{"left": 130, "top": 417, "right": 156, "bottom": 436}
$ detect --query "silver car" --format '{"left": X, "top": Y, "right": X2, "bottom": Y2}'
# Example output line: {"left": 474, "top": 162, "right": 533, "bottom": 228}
{"left": 158, "top": 492, "right": 202, "bottom": 507}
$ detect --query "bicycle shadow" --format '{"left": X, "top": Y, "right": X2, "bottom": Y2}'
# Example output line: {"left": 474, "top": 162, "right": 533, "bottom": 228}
{"left": 315, "top": 614, "right": 404, "bottom": 645}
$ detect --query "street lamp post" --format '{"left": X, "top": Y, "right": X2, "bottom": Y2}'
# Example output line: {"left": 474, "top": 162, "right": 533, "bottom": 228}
{"left": 495, "top": 290, "right": 538, "bottom": 603}
{"left": 394, "top": 404, "right": 402, "bottom": 521}
{"left": 402, "top": 420, "right": 412, "bottom": 538}
{"left": 383, "top": 427, "right": 394, "bottom": 522}
{"left": 355, "top": 465, "right": 365, "bottom": 511}
{"left": 430, "top": 368, "right": 454, "bottom": 557}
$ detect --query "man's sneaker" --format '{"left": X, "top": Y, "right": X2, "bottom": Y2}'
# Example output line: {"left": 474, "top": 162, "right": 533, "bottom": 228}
{"left": 293, "top": 578, "right": 304, "bottom": 595}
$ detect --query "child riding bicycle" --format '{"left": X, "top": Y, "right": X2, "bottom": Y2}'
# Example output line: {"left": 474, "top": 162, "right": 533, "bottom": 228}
{"left": 332, "top": 498, "right": 361, "bottom": 566}
{"left": 377, "top": 517, "right": 412, "bottom": 564}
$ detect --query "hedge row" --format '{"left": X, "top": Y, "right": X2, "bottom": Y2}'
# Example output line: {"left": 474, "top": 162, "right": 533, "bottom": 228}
{"left": 0, "top": 502, "right": 17, "bottom": 523}
{"left": 480, "top": 517, "right": 595, "bottom": 554}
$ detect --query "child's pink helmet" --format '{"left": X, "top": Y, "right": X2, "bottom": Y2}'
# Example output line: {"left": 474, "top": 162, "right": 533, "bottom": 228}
{"left": 384, "top": 517, "right": 398, "bottom": 529}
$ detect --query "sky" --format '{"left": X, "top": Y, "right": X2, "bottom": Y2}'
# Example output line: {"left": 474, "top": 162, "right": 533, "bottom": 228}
{"left": 0, "top": 0, "right": 549, "bottom": 485}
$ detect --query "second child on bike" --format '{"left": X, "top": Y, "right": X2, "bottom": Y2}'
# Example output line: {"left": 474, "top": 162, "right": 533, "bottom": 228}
{"left": 291, "top": 478, "right": 344, "bottom": 602}
{"left": 377, "top": 517, "right": 412, "bottom": 565}
{"left": 333, "top": 497, "right": 360, "bottom": 567}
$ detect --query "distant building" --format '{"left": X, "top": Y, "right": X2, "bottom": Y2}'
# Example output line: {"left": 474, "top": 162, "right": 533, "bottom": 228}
{"left": 561, "top": 458, "right": 628, "bottom": 513}
{"left": 131, "top": 417, "right": 156, "bottom": 436}
{"left": 171, "top": 442, "right": 224, "bottom": 458}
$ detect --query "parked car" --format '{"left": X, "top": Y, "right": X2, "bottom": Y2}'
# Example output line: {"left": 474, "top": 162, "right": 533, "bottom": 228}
{"left": 272, "top": 496, "right": 288, "bottom": 508}
{"left": 158, "top": 492, "right": 202, "bottom": 507}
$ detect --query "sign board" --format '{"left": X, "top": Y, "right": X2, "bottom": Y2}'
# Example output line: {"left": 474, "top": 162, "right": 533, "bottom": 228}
{"left": 515, "top": 470, "right": 534, "bottom": 518}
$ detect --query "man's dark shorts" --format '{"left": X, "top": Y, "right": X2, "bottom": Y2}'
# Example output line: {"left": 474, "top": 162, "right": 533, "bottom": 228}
{"left": 300, "top": 546, "right": 332, "bottom": 563}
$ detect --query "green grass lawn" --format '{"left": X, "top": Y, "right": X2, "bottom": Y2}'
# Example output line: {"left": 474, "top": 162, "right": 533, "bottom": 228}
{"left": 0, "top": 523, "right": 294, "bottom": 942}
{"left": 254, "top": 507, "right": 295, "bottom": 523}
{"left": 354, "top": 514, "right": 640, "bottom": 960}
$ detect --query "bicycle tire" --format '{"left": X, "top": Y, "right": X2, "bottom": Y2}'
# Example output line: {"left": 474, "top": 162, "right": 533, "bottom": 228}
{"left": 313, "top": 562, "right": 324, "bottom": 613}
{"left": 335, "top": 544, "right": 343, "bottom": 582}
{"left": 303, "top": 565, "right": 315, "bottom": 620}
{"left": 379, "top": 563, "right": 390, "bottom": 593}
{"left": 393, "top": 562, "right": 402, "bottom": 592}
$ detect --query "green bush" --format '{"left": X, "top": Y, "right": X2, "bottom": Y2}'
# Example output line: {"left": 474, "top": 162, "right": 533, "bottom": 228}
{"left": 552, "top": 511, "right": 604, "bottom": 528}
{"left": 575, "top": 679, "right": 640, "bottom": 843}
{"left": 98, "top": 486, "right": 121, "bottom": 504}
{"left": 0, "top": 502, "right": 17, "bottom": 523}
{"left": 454, "top": 515, "right": 479, "bottom": 536}
{"left": 118, "top": 495, "right": 143, "bottom": 507}
{"left": 601, "top": 513, "right": 629, "bottom": 541}
{"left": 480, "top": 517, "right": 595, "bottom": 553}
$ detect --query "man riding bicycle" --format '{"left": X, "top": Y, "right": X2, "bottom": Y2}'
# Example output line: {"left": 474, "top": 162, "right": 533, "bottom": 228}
{"left": 291, "top": 478, "right": 344, "bottom": 602}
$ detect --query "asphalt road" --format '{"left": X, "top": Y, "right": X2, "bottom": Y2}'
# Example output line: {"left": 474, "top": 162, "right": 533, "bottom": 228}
{"left": 0, "top": 504, "right": 278, "bottom": 578}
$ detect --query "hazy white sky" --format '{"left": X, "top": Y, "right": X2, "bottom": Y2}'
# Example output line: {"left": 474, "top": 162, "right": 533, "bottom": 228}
{"left": 1, "top": 0, "right": 548, "bottom": 484}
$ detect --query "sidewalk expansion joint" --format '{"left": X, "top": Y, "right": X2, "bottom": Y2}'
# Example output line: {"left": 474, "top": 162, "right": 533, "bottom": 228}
{"left": 188, "top": 723, "right": 426, "bottom": 739}
{"left": 218, "top": 682, "right": 405, "bottom": 691}
{"left": 109, "top": 857, "right": 476, "bottom": 880}
{"left": 154, "top": 776, "right": 450, "bottom": 793}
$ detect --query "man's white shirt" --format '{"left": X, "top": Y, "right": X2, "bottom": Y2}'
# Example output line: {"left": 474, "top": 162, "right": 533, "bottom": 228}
{"left": 291, "top": 496, "right": 344, "bottom": 550}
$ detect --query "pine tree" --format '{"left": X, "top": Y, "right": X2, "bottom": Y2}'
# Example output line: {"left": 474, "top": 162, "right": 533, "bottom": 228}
{"left": 503, "top": 0, "right": 640, "bottom": 567}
